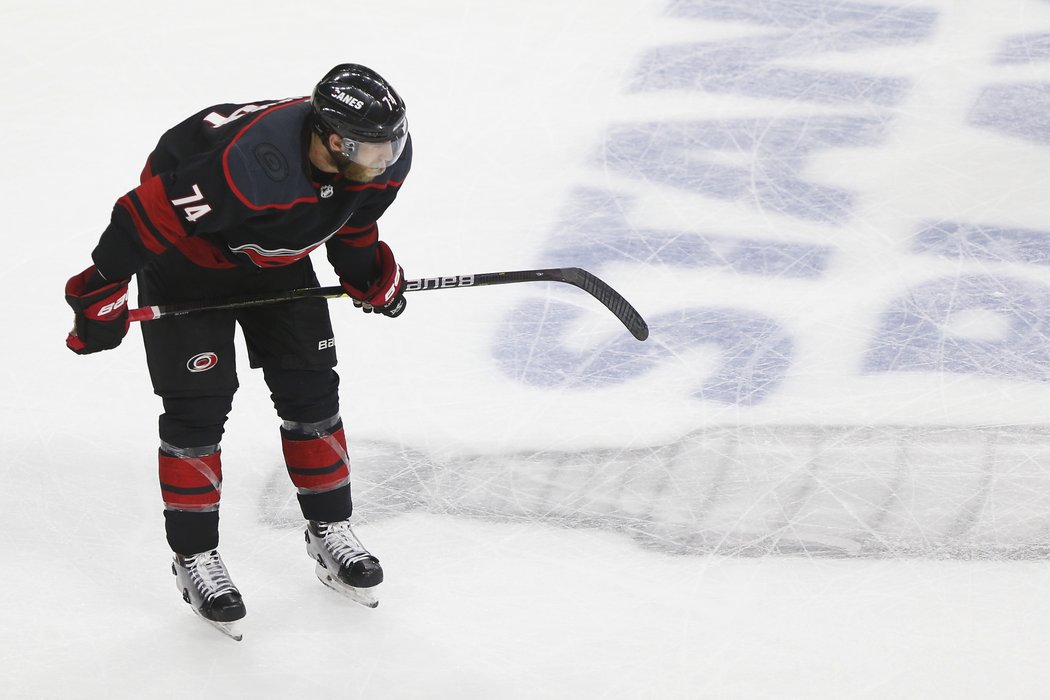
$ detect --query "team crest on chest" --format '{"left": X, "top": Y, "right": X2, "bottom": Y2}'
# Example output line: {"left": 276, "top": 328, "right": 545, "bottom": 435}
{"left": 320, "top": 185, "right": 334, "bottom": 199}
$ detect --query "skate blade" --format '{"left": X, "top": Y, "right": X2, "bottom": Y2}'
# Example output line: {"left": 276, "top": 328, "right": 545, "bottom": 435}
{"left": 314, "top": 563, "right": 380, "bottom": 608}
{"left": 193, "top": 610, "right": 243, "bottom": 641}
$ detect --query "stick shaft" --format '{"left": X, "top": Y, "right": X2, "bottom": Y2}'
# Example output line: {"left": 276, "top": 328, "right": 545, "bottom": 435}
{"left": 128, "top": 267, "right": 648, "bottom": 340}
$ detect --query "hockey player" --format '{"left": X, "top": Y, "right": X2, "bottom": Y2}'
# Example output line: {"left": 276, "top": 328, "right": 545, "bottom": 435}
{"left": 63, "top": 64, "right": 412, "bottom": 639}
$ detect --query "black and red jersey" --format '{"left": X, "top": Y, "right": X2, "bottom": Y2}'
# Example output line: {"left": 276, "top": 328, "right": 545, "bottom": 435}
{"left": 90, "top": 96, "right": 411, "bottom": 287}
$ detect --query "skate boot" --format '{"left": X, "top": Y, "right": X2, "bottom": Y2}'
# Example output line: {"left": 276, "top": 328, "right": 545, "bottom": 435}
{"left": 172, "top": 549, "right": 246, "bottom": 641}
{"left": 305, "top": 520, "right": 383, "bottom": 608}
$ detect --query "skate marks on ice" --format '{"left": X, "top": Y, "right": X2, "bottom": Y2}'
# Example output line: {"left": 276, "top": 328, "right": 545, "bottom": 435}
{"left": 491, "top": 2, "right": 1050, "bottom": 408}
{"left": 257, "top": 425, "right": 1050, "bottom": 560}
{"left": 260, "top": 3, "right": 1050, "bottom": 563}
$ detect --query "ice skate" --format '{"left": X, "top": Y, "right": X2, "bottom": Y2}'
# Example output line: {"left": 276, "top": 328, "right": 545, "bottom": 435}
{"left": 172, "top": 549, "right": 246, "bottom": 641}
{"left": 305, "top": 520, "right": 383, "bottom": 608}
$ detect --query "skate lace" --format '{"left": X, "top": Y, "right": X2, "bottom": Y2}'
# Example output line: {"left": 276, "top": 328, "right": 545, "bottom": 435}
{"left": 321, "top": 521, "right": 371, "bottom": 566}
{"left": 188, "top": 551, "right": 238, "bottom": 601}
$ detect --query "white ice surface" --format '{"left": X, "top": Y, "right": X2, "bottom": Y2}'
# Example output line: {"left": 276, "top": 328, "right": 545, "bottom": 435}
{"left": 4, "top": 1, "right": 1050, "bottom": 698}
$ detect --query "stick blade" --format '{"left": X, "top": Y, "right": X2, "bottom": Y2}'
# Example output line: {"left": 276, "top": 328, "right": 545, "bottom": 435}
{"left": 560, "top": 268, "right": 649, "bottom": 341}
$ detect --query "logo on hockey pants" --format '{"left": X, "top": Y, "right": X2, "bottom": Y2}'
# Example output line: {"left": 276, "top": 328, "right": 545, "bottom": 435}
{"left": 187, "top": 352, "right": 219, "bottom": 373}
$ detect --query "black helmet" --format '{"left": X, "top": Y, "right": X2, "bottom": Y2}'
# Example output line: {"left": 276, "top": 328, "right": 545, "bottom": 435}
{"left": 311, "top": 63, "right": 407, "bottom": 143}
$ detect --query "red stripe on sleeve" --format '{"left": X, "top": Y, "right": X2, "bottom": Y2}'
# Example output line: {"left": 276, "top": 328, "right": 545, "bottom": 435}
{"left": 136, "top": 175, "right": 188, "bottom": 245}
{"left": 335, "top": 223, "right": 378, "bottom": 248}
{"left": 116, "top": 195, "right": 167, "bottom": 254}
{"left": 172, "top": 237, "right": 237, "bottom": 270}
{"left": 339, "top": 223, "right": 376, "bottom": 234}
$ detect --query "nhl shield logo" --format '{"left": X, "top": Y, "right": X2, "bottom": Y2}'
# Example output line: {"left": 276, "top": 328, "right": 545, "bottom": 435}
{"left": 320, "top": 185, "right": 334, "bottom": 199}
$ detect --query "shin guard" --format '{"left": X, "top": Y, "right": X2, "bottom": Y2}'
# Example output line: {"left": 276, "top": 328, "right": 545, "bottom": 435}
{"left": 281, "top": 416, "right": 352, "bottom": 522}
{"left": 158, "top": 444, "right": 222, "bottom": 554}
{"left": 159, "top": 444, "right": 222, "bottom": 512}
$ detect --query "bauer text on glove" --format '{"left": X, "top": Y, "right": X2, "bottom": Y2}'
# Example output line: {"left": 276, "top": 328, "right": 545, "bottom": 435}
{"left": 339, "top": 241, "right": 406, "bottom": 318}
{"left": 64, "top": 265, "right": 132, "bottom": 354}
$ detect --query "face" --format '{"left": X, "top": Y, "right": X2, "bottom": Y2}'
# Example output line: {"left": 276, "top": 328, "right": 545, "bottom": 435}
{"left": 322, "top": 135, "right": 377, "bottom": 182}
{"left": 349, "top": 140, "right": 396, "bottom": 169}
{"left": 325, "top": 129, "right": 406, "bottom": 183}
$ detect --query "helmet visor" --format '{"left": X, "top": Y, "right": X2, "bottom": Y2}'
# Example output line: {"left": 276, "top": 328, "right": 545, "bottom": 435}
{"left": 338, "top": 118, "right": 408, "bottom": 171}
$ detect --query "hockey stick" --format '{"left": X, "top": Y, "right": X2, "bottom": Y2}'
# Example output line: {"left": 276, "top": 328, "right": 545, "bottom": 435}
{"left": 128, "top": 267, "right": 649, "bottom": 341}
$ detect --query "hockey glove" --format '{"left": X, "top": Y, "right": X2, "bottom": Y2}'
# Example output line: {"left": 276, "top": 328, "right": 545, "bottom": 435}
{"left": 340, "top": 241, "right": 407, "bottom": 318}
{"left": 65, "top": 265, "right": 131, "bottom": 354}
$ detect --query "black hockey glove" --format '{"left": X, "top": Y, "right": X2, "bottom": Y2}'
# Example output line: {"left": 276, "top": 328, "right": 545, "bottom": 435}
{"left": 65, "top": 265, "right": 131, "bottom": 354}
{"left": 340, "top": 241, "right": 407, "bottom": 318}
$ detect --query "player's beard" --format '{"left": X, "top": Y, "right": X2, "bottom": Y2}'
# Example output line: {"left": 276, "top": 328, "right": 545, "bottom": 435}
{"left": 333, "top": 152, "right": 385, "bottom": 183}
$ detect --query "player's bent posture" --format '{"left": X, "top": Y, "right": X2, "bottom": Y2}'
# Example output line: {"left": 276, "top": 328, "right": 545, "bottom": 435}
{"left": 63, "top": 64, "right": 412, "bottom": 639}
